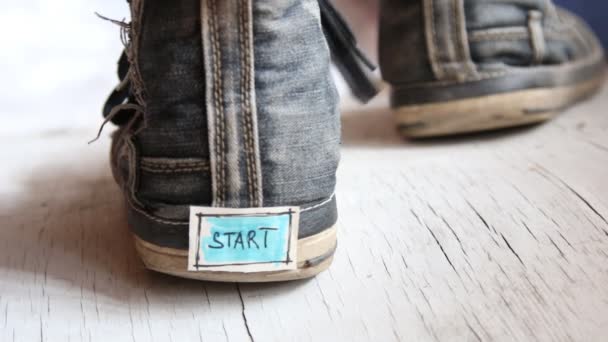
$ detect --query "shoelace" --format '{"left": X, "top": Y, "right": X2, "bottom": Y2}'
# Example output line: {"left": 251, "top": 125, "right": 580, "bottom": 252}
{"left": 98, "top": 1, "right": 378, "bottom": 134}
{"left": 89, "top": 13, "right": 144, "bottom": 143}
{"left": 101, "top": 50, "right": 140, "bottom": 126}
{"left": 318, "top": 0, "right": 379, "bottom": 103}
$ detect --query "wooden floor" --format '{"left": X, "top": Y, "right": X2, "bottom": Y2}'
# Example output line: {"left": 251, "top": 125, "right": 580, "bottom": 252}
{"left": 1, "top": 86, "right": 608, "bottom": 341}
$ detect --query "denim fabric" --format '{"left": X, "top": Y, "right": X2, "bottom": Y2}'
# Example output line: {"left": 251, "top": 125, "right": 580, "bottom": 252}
{"left": 253, "top": 1, "right": 340, "bottom": 208}
{"left": 379, "top": 0, "right": 434, "bottom": 85}
{"left": 380, "top": 0, "right": 605, "bottom": 104}
{"left": 380, "top": 0, "right": 604, "bottom": 80}
{"left": 110, "top": 0, "right": 339, "bottom": 249}
{"left": 465, "top": 2, "right": 601, "bottom": 66}
{"left": 138, "top": 0, "right": 209, "bottom": 159}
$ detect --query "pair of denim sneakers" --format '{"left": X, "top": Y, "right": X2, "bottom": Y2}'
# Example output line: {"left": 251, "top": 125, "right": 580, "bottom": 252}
{"left": 100, "top": 0, "right": 605, "bottom": 282}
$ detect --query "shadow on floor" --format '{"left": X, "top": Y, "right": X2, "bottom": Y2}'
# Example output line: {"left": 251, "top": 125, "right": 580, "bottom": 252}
{"left": 0, "top": 146, "right": 310, "bottom": 302}
{"left": 0, "top": 104, "right": 552, "bottom": 302}
{"left": 340, "top": 105, "right": 545, "bottom": 148}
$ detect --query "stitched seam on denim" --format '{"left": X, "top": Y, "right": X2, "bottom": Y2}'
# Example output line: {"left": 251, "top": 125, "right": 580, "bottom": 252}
{"left": 125, "top": 135, "right": 145, "bottom": 208}
{"left": 111, "top": 136, "right": 128, "bottom": 188}
{"left": 424, "top": 0, "right": 443, "bottom": 80}
{"left": 392, "top": 54, "right": 600, "bottom": 90}
{"left": 448, "top": 0, "right": 458, "bottom": 66}
{"left": 237, "top": 1, "right": 251, "bottom": 206}
{"left": 208, "top": 0, "right": 226, "bottom": 207}
{"left": 469, "top": 24, "right": 579, "bottom": 42}
{"left": 469, "top": 31, "right": 581, "bottom": 46}
{"left": 438, "top": 0, "right": 462, "bottom": 77}
{"left": 393, "top": 35, "right": 604, "bottom": 90}
{"left": 141, "top": 162, "right": 209, "bottom": 168}
{"left": 140, "top": 159, "right": 210, "bottom": 169}
{"left": 431, "top": 0, "right": 474, "bottom": 81}
{"left": 238, "top": 0, "right": 256, "bottom": 207}
{"left": 425, "top": 0, "right": 476, "bottom": 81}
{"left": 141, "top": 166, "right": 211, "bottom": 174}
{"left": 469, "top": 30, "right": 529, "bottom": 42}
{"left": 244, "top": 0, "right": 261, "bottom": 207}
{"left": 392, "top": 71, "right": 510, "bottom": 89}
{"left": 215, "top": 0, "right": 226, "bottom": 207}
{"left": 454, "top": 0, "right": 476, "bottom": 79}
{"left": 126, "top": 195, "right": 186, "bottom": 226}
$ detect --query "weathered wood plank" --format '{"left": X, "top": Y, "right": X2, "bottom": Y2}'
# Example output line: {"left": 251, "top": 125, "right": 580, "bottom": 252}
{"left": 1, "top": 86, "right": 607, "bottom": 341}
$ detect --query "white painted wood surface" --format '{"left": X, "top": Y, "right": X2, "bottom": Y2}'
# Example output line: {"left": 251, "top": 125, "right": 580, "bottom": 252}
{"left": 1, "top": 85, "right": 608, "bottom": 342}
{"left": 2, "top": 1, "right": 603, "bottom": 340}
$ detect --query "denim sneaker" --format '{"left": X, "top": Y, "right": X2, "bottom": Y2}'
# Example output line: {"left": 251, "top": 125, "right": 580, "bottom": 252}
{"left": 100, "top": 0, "right": 374, "bottom": 282}
{"left": 380, "top": 0, "right": 606, "bottom": 138}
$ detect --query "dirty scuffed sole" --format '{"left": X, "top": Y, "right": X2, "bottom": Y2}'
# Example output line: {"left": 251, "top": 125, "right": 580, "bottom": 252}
{"left": 133, "top": 225, "right": 337, "bottom": 282}
{"left": 396, "top": 76, "right": 605, "bottom": 138}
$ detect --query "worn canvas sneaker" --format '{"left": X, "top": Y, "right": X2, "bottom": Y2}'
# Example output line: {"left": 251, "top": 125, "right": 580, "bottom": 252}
{"left": 380, "top": 0, "right": 606, "bottom": 137}
{"left": 100, "top": 0, "right": 374, "bottom": 282}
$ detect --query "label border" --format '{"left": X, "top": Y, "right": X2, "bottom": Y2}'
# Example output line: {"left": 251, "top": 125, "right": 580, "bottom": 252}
{"left": 188, "top": 207, "right": 299, "bottom": 272}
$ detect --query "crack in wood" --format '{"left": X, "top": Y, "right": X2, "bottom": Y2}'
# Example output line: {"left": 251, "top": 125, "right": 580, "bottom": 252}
{"left": 314, "top": 278, "right": 334, "bottom": 322}
{"left": 465, "top": 320, "right": 483, "bottom": 342}
{"left": 547, "top": 235, "right": 567, "bottom": 261}
{"left": 422, "top": 222, "right": 459, "bottom": 275}
{"left": 585, "top": 139, "right": 608, "bottom": 153}
{"left": 236, "top": 285, "right": 254, "bottom": 342}
{"left": 521, "top": 221, "right": 539, "bottom": 241}
{"left": 440, "top": 216, "right": 468, "bottom": 257}
{"left": 5, "top": 85, "right": 608, "bottom": 341}
{"left": 534, "top": 165, "right": 608, "bottom": 229}
{"left": 465, "top": 200, "right": 492, "bottom": 232}
{"left": 500, "top": 234, "right": 525, "bottom": 266}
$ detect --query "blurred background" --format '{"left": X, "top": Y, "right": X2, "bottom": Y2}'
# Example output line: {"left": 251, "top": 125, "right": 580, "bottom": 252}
{"left": 0, "top": 0, "right": 605, "bottom": 138}
{"left": 0, "top": 1, "right": 125, "bottom": 137}
{"left": 553, "top": 0, "right": 608, "bottom": 48}
{"left": 333, "top": 0, "right": 608, "bottom": 59}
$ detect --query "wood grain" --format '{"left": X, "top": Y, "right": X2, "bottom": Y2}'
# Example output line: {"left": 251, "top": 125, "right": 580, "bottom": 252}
{"left": 1, "top": 86, "right": 607, "bottom": 341}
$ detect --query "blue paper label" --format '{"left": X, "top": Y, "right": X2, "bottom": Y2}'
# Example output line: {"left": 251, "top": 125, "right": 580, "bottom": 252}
{"left": 188, "top": 207, "right": 300, "bottom": 272}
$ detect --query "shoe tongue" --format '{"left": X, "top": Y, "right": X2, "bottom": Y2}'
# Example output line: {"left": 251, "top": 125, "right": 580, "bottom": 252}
{"left": 318, "top": 0, "right": 379, "bottom": 103}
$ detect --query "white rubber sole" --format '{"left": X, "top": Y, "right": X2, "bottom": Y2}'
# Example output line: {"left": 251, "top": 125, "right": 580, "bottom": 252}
{"left": 133, "top": 225, "right": 337, "bottom": 282}
{"left": 396, "top": 75, "right": 605, "bottom": 138}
